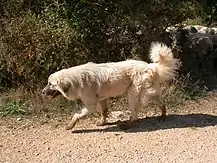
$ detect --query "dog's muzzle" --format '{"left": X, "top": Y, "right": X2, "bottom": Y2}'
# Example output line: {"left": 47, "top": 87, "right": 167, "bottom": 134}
{"left": 42, "top": 86, "right": 61, "bottom": 99}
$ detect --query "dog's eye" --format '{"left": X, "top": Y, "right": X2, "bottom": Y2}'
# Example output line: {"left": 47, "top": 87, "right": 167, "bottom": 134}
{"left": 48, "top": 82, "right": 54, "bottom": 86}
{"left": 49, "top": 83, "right": 57, "bottom": 87}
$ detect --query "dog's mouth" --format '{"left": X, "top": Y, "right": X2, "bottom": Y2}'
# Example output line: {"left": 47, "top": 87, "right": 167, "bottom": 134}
{"left": 50, "top": 90, "right": 61, "bottom": 98}
{"left": 42, "top": 89, "right": 61, "bottom": 99}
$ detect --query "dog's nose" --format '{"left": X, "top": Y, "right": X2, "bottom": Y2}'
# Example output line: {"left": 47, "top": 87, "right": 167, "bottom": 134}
{"left": 42, "top": 89, "right": 46, "bottom": 95}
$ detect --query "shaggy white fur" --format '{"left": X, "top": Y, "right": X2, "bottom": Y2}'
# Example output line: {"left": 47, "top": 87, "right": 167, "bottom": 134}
{"left": 42, "top": 42, "right": 180, "bottom": 130}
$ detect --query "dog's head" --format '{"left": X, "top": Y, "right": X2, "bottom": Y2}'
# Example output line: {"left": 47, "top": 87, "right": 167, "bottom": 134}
{"left": 42, "top": 71, "right": 71, "bottom": 99}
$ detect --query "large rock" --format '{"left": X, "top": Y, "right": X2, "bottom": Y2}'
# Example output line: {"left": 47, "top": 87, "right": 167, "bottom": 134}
{"left": 183, "top": 25, "right": 216, "bottom": 35}
{"left": 188, "top": 33, "right": 213, "bottom": 54}
{"left": 164, "top": 25, "right": 217, "bottom": 88}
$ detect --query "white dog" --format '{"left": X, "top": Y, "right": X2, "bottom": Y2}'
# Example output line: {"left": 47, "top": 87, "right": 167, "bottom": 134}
{"left": 42, "top": 42, "right": 179, "bottom": 130}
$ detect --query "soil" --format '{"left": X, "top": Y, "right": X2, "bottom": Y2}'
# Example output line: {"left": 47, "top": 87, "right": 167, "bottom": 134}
{"left": 1, "top": 95, "right": 217, "bottom": 163}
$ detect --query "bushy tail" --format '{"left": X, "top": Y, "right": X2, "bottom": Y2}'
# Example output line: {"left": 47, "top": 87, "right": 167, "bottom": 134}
{"left": 149, "top": 42, "right": 180, "bottom": 82}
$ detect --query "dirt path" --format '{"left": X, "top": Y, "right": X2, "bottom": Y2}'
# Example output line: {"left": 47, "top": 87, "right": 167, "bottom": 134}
{"left": 1, "top": 96, "right": 217, "bottom": 163}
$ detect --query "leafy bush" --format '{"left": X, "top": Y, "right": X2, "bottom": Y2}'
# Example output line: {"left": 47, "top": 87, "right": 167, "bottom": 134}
{"left": 0, "top": 0, "right": 197, "bottom": 90}
{"left": 0, "top": 12, "right": 87, "bottom": 89}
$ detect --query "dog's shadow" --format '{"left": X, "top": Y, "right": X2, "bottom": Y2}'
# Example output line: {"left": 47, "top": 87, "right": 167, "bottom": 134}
{"left": 72, "top": 113, "right": 217, "bottom": 133}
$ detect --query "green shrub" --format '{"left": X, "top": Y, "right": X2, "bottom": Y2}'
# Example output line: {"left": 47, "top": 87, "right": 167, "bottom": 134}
{"left": 0, "top": 99, "right": 27, "bottom": 116}
{"left": 0, "top": 0, "right": 197, "bottom": 90}
{"left": 0, "top": 11, "right": 87, "bottom": 89}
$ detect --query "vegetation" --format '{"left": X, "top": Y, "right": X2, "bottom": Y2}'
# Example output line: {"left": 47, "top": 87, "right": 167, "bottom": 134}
{"left": 0, "top": 0, "right": 216, "bottom": 116}
{"left": 0, "top": 99, "right": 27, "bottom": 116}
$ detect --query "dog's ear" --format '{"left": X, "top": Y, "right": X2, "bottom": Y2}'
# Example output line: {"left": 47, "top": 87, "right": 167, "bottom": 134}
{"left": 61, "top": 81, "right": 71, "bottom": 94}
{"left": 58, "top": 80, "right": 71, "bottom": 95}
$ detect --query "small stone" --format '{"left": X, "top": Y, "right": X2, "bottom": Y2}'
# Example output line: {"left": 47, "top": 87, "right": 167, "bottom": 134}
{"left": 136, "top": 30, "right": 142, "bottom": 35}
{"left": 111, "top": 111, "right": 125, "bottom": 119}
{"left": 45, "top": 114, "right": 50, "bottom": 118}
{"left": 47, "top": 147, "right": 50, "bottom": 150}
{"left": 17, "top": 117, "right": 22, "bottom": 121}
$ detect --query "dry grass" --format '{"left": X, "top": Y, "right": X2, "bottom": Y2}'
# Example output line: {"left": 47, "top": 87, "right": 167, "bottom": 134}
{"left": 162, "top": 74, "right": 207, "bottom": 109}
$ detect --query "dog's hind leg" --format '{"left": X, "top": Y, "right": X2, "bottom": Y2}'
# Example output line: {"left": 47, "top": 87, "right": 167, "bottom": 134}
{"left": 127, "top": 87, "right": 141, "bottom": 123}
{"left": 118, "top": 87, "right": 141, "bottom": 130}
{"left": 152, "top": 94, "right": 166, "bottom": 119}
{"left": 96, "top": 99, "right": 108, "bottom": 126}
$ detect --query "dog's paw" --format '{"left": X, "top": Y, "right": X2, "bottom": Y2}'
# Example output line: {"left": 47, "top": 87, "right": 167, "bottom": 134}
{"left": 65, "top": 126, "right": 72, "bottom": 130}
{"left": 65, "top": 124, "right": 75, "bottom": 130}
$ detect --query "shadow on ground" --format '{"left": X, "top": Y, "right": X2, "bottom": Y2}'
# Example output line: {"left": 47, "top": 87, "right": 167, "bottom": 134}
{"left": 72, "top": 113, "right": 217, "bottom": 133}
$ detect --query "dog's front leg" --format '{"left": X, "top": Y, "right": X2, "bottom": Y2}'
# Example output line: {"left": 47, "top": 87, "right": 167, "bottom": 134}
{"left": 66, "top": 107, "right": 88, "bottom": 130}
{"left": 66, "top": 107, "right": 90, "bottom": 130}
{"left": 66, "top": 101, "right": 97, "bottom": 130}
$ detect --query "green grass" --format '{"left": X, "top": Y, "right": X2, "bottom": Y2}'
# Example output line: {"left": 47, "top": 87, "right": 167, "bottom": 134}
{"left": 0, "top": 100, "right": 27, "bottom": 117}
